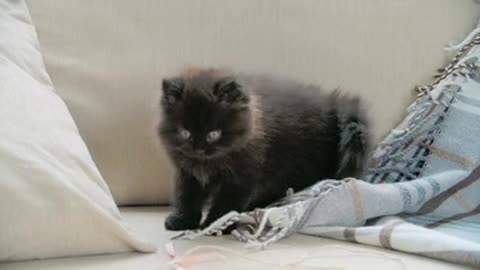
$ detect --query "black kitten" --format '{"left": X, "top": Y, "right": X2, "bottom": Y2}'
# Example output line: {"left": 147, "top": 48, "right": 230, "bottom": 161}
{"left": 158, "top": 68, "right": 371, "bottom": 231}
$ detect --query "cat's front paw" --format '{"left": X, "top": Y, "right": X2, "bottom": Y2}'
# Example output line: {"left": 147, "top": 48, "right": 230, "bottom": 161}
{"left": 164, "top": 212, "right": 199, "bottom": 231}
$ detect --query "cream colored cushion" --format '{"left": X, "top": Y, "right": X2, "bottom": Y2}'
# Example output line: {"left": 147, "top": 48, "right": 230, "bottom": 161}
{"left": 0, "top": 207, "right": 472, "bottom": 270}
{"left": 0, "top": 0, "right": 155, "bottom": 261}
{"left": 27, "top": 0, "right": 479, "bottom": 205}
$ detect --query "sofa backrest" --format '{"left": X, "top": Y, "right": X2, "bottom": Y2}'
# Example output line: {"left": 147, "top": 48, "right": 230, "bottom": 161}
{"left": 27, "top": 0, "right": 480, "bottom": 205}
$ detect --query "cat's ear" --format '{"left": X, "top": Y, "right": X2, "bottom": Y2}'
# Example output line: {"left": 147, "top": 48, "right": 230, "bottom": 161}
{"left": 162, "top": 78, "right": 185, "bottom": 104}
{"left": 213, "top": 79, "right": 249, "bottom": 105}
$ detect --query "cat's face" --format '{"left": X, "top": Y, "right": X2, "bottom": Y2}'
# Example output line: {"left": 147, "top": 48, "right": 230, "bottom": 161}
{"left": 159, "top": 73, "right": 253, "bottom": 160}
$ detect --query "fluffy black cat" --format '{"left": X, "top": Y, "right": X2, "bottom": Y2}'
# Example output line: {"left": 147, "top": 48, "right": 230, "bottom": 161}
{"left": 158, "top": 68, "right": 371, "bottom": 231}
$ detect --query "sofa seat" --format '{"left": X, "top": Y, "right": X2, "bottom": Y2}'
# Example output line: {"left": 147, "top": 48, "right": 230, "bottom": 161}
{"left": 0, "top": 207, "right": 473, "bottom": 270}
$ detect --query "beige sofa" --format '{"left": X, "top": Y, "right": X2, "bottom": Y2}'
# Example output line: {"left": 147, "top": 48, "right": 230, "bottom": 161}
{"left": 3, "top": 207, "right": 475, "bottom": 270}
{"left": 3, "top": 1, "right": 479, "bottom": 269}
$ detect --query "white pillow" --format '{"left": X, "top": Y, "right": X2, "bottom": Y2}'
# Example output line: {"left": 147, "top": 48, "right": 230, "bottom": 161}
{"left": 0, "top": 0, "right": 155, "bottom": 261}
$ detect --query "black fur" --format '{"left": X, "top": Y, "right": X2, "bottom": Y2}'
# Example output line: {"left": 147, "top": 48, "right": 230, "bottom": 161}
{"left": 157, "top": 68, "right": 371, "bottom": 231}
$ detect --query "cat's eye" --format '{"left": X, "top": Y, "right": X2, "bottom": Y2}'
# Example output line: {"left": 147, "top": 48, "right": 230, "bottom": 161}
{"left": 178, "top": 128, "right": 191, "bottom": 140}
{"left": 206, "top": 130, "right": 222, "bottom": 143}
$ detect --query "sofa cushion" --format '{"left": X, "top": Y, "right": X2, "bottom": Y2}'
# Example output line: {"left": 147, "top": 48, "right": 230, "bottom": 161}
{"left": 26, "top": 0, "right": 480, "bottom": 205}
{"left": 0, "top": 207, "right": 472, "bottom": 270}
{"left": 0, "top": 0, "right": 155, "bottom": 261}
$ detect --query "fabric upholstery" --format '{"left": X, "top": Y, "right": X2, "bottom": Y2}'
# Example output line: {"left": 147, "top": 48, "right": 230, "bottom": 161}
{"left": 0, "top": 207, "right": 472, "bottom": 270}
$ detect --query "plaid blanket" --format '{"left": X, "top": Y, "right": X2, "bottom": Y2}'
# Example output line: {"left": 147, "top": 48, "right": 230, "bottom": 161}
{"left": 175, "top": 22, "right": 480, "bottom": 268}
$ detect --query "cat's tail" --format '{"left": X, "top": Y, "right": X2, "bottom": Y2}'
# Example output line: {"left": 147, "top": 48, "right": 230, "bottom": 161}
{"left": 334, "top": 94, "right": 371, "bottom": 179}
